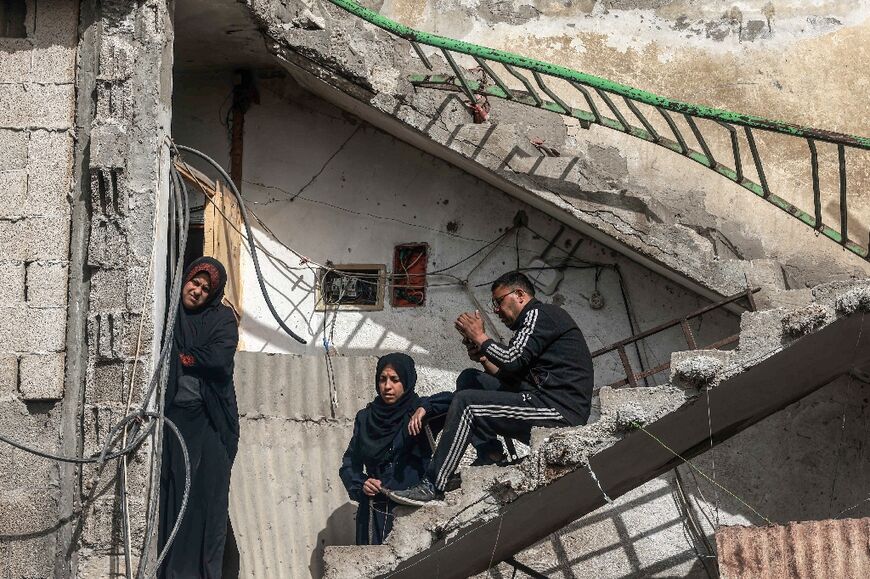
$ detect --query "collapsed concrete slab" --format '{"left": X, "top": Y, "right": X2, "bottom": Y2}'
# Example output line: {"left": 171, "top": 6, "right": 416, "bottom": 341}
{"left": 323, "top": 279, "right": 870, "bottom": 578}
{"left": 239, "top": 0, "right": 867, "bottom": 306}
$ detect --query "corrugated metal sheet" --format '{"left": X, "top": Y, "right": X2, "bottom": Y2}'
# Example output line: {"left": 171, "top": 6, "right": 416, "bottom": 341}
{"left": 716, "top": 518, "right": 870, "bottom": 578}
{"left": 230, "top": 353, "right": 378, "bottom": 578}
{"left": 234, "top": 351, "right": 374, "bottom": 420}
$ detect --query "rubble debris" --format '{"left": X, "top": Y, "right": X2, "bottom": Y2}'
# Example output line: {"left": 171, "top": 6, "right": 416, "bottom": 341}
{"left": 781, "top": 303, "right": 831, "bottom": 337}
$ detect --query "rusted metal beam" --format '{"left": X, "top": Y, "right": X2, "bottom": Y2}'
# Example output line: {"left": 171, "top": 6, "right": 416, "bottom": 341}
{"left": 592, "top": 288, "right": 759, "bottom": 357}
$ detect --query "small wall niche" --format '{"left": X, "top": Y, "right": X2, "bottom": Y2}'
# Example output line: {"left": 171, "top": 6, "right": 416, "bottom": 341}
{"left": 391, "top": 243, "right": 428, "bottom": 307}
{"left": 316, "top": 264, "right": 385, "bottom": 311}
{"left": 0, "top": 0, "right": 27, "bottom": 38}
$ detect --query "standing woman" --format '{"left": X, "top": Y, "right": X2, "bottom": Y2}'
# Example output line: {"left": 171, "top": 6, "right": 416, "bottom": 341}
{"left": 340, "top": 353, "right": 450, "bottom": 545}
{"left": 159, "top": 257, "right": 240, "bottom": 578}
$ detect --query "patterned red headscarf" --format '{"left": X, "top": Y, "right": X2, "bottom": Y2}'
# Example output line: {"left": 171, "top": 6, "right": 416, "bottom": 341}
{"left": 185, "top": 262, "right": 221, "bottom": 290}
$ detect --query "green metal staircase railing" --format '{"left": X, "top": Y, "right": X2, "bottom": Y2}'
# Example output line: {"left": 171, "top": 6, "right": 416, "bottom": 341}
{"left": 324, "top": 0, "right": 870, "bottom": 260}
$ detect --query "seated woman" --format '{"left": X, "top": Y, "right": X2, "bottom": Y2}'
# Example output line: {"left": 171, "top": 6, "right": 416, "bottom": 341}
{"left": 340, "top": 353, "right": 450, "bottom": 545}
{"left": 159, "top": 257, "right": 240, "bottom": 578}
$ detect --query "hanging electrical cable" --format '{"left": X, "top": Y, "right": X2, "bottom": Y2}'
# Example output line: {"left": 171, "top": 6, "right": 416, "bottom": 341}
{"left": 173, "top": 144, "right": 307, "bottom": 344}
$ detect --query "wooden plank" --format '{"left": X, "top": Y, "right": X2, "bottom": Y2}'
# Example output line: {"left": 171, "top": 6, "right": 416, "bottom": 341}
{"left": 202, "top": 180, "right": 244, "bottom": 325}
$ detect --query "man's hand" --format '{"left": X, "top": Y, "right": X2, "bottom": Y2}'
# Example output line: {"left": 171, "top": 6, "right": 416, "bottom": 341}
{"left": 362, "top": 478, "right": 382, "bottom": 497}
{"left": 408, "top": 406, "right": 426, "bottom": 436}
{"left": 455, "top": 310, "right": 487, "bottom": 345}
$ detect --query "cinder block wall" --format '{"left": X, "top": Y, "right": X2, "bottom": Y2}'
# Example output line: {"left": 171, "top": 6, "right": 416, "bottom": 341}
{"left": 74, "top": 0, "right": 174, "bottom": 576}
{"left": 1, "top": 0, "right": 174, "bottom": 576}
{"left": 0, "top": 0, "right": 78, "bottom": 576}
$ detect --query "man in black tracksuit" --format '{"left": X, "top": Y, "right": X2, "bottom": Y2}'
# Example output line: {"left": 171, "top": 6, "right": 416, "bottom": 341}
{"left": 386, "top": 271, "right": 593, "bottom": 506}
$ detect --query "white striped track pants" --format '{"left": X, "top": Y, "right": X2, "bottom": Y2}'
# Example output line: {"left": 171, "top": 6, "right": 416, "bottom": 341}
{"left": 427, "top": 387, "right": 568, "bottom": 491}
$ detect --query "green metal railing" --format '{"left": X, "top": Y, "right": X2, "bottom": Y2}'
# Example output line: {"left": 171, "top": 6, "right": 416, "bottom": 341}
{"left": 325, "top": 0, "right": 870, "bottom": 260}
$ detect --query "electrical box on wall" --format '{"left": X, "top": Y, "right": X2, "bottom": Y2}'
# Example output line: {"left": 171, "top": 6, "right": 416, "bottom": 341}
{"left": 392, "top": 243, "right": 428, "bottom": 307}
{"left": 316, "top": 265, "right": 385, "bottom": 311}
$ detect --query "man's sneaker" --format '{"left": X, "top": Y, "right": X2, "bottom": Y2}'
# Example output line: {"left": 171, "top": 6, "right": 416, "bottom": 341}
{"left": 444, "top": 473, "right": 462, "bottom": 493}
{"left": 470, "top": 453, "right": 505, "bottom": 467}
{"left": 383, "top": 478, "right": 444, "bottom": 507}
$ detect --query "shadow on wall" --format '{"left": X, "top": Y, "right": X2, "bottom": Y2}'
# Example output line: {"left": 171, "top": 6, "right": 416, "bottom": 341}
{"left": 310, "top": 502, "right": 357, "bottom": 578}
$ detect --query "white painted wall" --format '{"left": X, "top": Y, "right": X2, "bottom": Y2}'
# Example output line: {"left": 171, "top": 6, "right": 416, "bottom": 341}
{"left": 173, "top": 70, "right": 740, "bottom": 395}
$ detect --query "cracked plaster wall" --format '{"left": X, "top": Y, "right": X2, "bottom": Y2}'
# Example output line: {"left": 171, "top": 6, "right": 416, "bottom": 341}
{"left": 377, "top": 0, "right": 870, "bottom": 287}
{"left": 173, "top": 69, "right": 740, "bottom": 391}
{"left": 249, "top": 0, "right": 870, "bottom": 295}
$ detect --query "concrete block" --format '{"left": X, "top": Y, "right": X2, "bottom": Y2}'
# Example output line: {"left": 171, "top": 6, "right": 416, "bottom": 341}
{"left": 323, "top": 546, "right": 398, "bottom": 579}
{"left": 0, "top": 261, "right": 25, "bottom": 304}
{"left": 80, "top": 402, "right": 130, "bottom": 464}
{"left": 88, "top": 311, "right": 126, "bottom": 360}
{"left": 0, "top": 40, "right": 31, "bottom": 84}
{"left": 0, "top": 488, "right": 57, "bottom": 536}
{"left": 28, "top": 83, "right": 75, "bottom": 130}
{"left": 781, "top": 303, "right": 833, "bottom": 337}
{"left": 0, "top": 129, "right": 28, "bottom": 170}
{"left": 0, "top": 536, "right": 55, "bottom": 579}
{"left": 0, "top": 215, "right": 70, "bottom": 260}
{"left": 0, "top": 355, "right": 17, "bottom": 398}
{"left": 91, "top": 122, "right": 128, "bottom": 169}
{"left": 743, "top": 259, "right": 786, "bottom": 291}
{"left": 0, "top": 169, "right": 27, "bottom": 216}
{"left": 755, "top": 288, "right": 813, "bottom": 310}
{"left": 89, "top": 361, "right": 126, "bottom": 404}
{"left": 78, "top": 555, "right": 144, "bottom": 579}
{"left": 0, "top": 84, "right": 30, "bottom": 129}
{"left": 25, "top": 261, "right": 68, "bottom": 307}
{"left": 0, "top": 306, "right": 66, "bottom": 352}
{"left": 30, "top": 43, "right": 77, "bottom": 84}
{"left": 82, "top": 495, "right": 147, "bottom": 555}
{"left": 97, "top": 35, "right": 135, "bottom": 82}
{"left": 736, "top": 309, "right": 787, "bottom": 361}
{"left": 26, "top": 129, "right": 74, "bottom": 213}
{"left": 19, "top": 353, "right": 65, "bottom": 400}
{"left": 89, "top": 268, "right": 129, "bottom": 311}
{"left": 87, "top": 218, "right": 130, "bottom": 267}
{"left": 0, "top": 406, "right": 61, "bottom": 492}
{"left": 598, "top": 385, "right": 687, "bottom": 429}
{"left": 0, "top": 83, "right": 74, "bottom": 131}
{"left": 0, "top": 490, "right": 58, "bottom": 577}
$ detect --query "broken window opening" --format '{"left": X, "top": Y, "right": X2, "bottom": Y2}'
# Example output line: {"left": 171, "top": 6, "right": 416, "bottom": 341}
{"left": 0, "top": 0, "right": 27, "bottom": 38}
{"left": 317, "top": 265, "right": 385, "bottom": 311}
{"left": 392, "top": 243, "right": 428, "bottom": 307}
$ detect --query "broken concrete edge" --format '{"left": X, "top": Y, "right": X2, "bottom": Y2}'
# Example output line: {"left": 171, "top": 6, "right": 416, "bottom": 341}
{"left": 243, "top": 1, "right": 768, "bottom": 303}
{"left": 321, "top": 277, "right": 870, "bottom": 578}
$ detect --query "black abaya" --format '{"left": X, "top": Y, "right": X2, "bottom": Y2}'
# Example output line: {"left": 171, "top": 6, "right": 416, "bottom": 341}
{"left": 159, "top": 257, "right": 239, "bottom": 579}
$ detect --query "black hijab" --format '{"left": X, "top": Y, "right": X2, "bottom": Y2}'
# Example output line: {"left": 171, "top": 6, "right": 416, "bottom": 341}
{"left": 357, "top": 353, "right": 421, "bottom": 465}
{"left": 175, "top": 256, "right": 228, "bottom": 352}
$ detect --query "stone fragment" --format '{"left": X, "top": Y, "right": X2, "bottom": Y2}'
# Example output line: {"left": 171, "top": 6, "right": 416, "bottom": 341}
{"left": 835, "top": 285, "right": 870, "bottom": 315}
{"left": 781, "top": 303, "right": 831, "bottom": 337}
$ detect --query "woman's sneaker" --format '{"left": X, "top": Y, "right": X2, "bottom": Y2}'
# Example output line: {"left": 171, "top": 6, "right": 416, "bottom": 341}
{"left": 384, "top": 478, "right": 444, "bottom": 507}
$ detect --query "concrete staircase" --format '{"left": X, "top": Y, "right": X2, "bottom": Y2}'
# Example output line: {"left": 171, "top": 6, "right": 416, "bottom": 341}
{"left": 244, "top": 0, "right": 870, "bottom": 301}
{"left": 321, "top": 279, "right": 870, "bottom": 578}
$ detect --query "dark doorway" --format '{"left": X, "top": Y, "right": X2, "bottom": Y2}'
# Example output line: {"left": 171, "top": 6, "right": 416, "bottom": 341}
{"left": 184, "top": 223, "right": 205, "bottom": 270}
{"left": 0, "top": 0, "right": 27, "bottom": 38}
